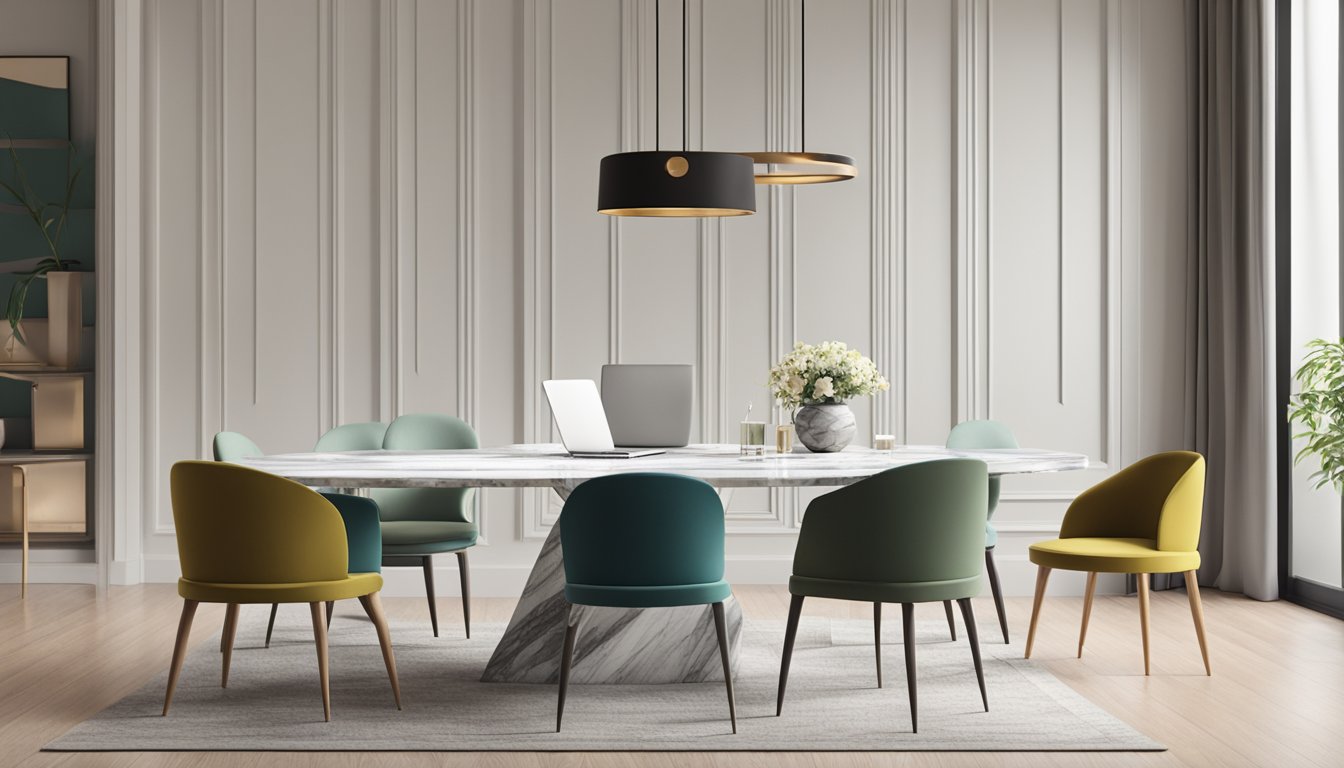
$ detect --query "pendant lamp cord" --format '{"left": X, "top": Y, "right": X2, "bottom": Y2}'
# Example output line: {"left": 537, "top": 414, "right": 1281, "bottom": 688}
{"left": 800, "top": 0, "right": 806, "bottom": 152}
{"left": 682, "top": 0, "right": 688, "bottom": 152}
{"left": 655, "top": 0, "right": 660, "bottom": 151}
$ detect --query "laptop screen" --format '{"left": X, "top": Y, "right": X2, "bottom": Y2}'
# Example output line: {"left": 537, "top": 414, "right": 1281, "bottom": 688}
{"left": 542, "top": 379, "right": 617, "bottom": 453}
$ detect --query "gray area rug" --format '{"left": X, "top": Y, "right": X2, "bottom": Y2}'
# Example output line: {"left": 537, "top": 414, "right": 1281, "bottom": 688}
{"left": 47, "top": 606, "right": 1162, "bottom": 751}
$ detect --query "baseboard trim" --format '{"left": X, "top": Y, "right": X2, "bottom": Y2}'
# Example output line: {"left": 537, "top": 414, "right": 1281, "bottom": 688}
{"left": 0, "top": 561, "right": 99, "bottom": 585}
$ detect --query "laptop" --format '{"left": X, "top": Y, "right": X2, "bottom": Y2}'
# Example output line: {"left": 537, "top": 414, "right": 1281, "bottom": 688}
{"left": 601, "top": 364, "right": 692, "bottom": 448}
{"left": 542, "top": 379, "right": 665, "bottom": 458}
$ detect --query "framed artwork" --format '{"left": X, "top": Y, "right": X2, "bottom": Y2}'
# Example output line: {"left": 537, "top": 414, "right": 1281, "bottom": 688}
{"left": 0, "top": 56, "right": 70, "bottom": 141}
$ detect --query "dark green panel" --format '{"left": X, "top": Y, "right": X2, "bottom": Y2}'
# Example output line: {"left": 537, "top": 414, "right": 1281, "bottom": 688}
{"left": 0, "top": 147, "right": 94, "bottom": 209}
{"left": 0, "top": 77, "right": 70, "bottom": 140}
{"left": 0, "top": 209, "right": 93, "bottom": 266}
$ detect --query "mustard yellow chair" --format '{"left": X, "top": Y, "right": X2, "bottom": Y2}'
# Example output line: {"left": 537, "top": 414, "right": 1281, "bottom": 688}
{"left": 1024, "top": 451, "right": 1210, "bottom": 676}
{"left": 164, "top": 461, "right": 402, "bottom": 721}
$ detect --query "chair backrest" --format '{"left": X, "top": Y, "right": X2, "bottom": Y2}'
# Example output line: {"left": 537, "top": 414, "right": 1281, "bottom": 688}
{"left": 170, "top": 461, "right": 348, "bottom": 585}
{"left": 560, "top": 473, "right": 725, "bottom": 588}
{"left": 792, "top": 459, "right": 989, "bottom": 586}
{"left": 945, "top": 419, "right": 1018, "bottom": 517}
{"left": 212, "top": 431, "right": 262, "bottom": 462}
{"left": 373, "top": 414, "right": 479, "bottom": 523}
{"left": 1060, "top": 451, "right": 1205, "bottom": 551}
{"left": 316, "top": 421, "right": 389, "bottom": 452}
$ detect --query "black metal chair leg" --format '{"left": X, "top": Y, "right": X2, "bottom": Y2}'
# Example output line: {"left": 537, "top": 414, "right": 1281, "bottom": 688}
{"left": 456, "top": 550, "right": 471, "bottom": 639}
{"left": 943, "top": 600, "right": 957, "bottom": 641}
{"left": 265, "top": 602, "right": 278, "bottom": 648}
{"left": 958, "top": 597, "right": 989, "bottom": 711}
{"left": 556, "top": 606, "right": 578, "bottom": 732}
{"left": 711, "top": 601, "right": 737, "bottom": 734}
{"left": 873, "top": 601, "right": 883, "bottom": 687}
{"left": 902, "top": 602, "right": 918, "bottom": 733}
{"left": 423, "top": 555, "right": 439, "bottom": 638}
{"left": 777, "top": 594, "right": 805, "bottom": 716}
{"left": 985, "top": 547, "right": 1010, "bottom": 644}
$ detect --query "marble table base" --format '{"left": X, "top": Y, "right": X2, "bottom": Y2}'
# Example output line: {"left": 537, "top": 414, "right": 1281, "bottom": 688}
{"left": 480, "top": 492, "right": 742, "bottom": 684}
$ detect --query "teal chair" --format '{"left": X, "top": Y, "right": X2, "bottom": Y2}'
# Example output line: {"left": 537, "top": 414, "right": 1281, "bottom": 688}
{"left": 946, "top": 419, "right": 1017, "bottom": 644}
{"left": 777, "top": 459, "right": 990, "bottom": 733}
{"left": 374, "top": 414, "right": 479, "bottom": 638}
{"left": 556, "top": 473, "right": 736, "bottom": 734}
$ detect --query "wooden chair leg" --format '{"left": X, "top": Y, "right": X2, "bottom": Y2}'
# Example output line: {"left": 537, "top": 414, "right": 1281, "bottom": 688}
{"left": 556, "top": 605, "right": 578, "bottom": 732}
{"left": 777, "top": 594, "right": 805, "bottom": 716}
{"left": 873, "top": 602, "right": 883, "bottom": 688}
{"left": 957, "top": 598, "right": 988, "bottom": 711}
{"left": 456, "top": 550, "right": 472, "bottom": 639}
{"left": 901, "top": 603, "right": 918, "bottom": 733}
{"left": 985, "top": 547, "right": 1010, "bottom": 644}
{"left": 1078, "top": 571, "right": 1098, "bottom": 658}
{"left": 265, "top": 603, "right": 279, "bottom": 648}
{"left": 163, "top": 599, "right": 200, "bottom": 716}
{"left": 358, "top": 591, "right": 403, "bottom": 709}
{"left": 1024, "top": 565, "right": 1052, "bottom": 659}
{"left": 310, "top": 602, "right": 332, "bottom": 722}
{"left": 423, "top": 555, "right": 440, "bottom": 638}
{"left": 1137, "top": 572, "right": 1151, "bottom": 676}
{"left": 943, "top": 600, "right": 957, "bottom": 641}
{"left": 711, "top": 601, "right": 737, "bottom": 734}
{"left": 220, "top": 603, "right": 240, "bottom": 688}
{"left": 1185, "top": 569, "right": 1212, "bottom": 676}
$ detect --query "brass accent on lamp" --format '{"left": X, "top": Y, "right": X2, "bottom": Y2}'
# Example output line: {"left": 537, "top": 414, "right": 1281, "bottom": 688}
{"left": 740, "top": 0, "right": 857, "bottom": 185}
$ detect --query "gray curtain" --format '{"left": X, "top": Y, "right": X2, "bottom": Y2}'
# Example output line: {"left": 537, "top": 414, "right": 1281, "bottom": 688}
{"left": 1177, "top": 0, "right": 1277, "bottom": 600}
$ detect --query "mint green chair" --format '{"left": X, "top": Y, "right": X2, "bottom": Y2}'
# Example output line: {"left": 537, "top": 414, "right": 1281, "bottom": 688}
{"left": 375, "top": 414, "right": 479, "bottom": 638}
{"left": 777, "top": 459, "right": 990, "bottom": 733}
{"left": 316, "top": 421, "right": 389, "bottom": 453}
{"left": 212, "top": 431, "right": 262, "bottom": 463}
{"left": 946, "top": 419, "right": 1018, "bottom": 643}
{"left": 556, "top": 473, "right": 736, "bottom": 734}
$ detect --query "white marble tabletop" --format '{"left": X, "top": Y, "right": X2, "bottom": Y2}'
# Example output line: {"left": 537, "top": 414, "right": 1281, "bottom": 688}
{"left": 239, "top": 443, "right": 1089, "bottom": 490}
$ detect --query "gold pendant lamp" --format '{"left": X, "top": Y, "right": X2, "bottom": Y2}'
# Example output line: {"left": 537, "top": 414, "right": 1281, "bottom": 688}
{"left": 741, "top": 0, "right": 857, "bottom": 185}
{"left": 597, "top": 0, "right": 757, "bottom": 217}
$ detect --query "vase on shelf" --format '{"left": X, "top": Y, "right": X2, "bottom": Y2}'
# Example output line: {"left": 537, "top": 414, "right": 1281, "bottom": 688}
{"left": 45, "top": 271, "right": 82, "bottom": 369}
{"left": 793, "top": 402, "right": 856, "bottom": 453}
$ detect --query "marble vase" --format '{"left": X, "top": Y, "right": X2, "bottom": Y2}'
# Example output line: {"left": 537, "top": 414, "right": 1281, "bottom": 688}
{"left": 794, "top": 402, "right": 856, "bottom": 452}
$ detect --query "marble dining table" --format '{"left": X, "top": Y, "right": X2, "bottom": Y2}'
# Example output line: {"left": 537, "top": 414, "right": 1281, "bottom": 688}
{"left": 241, "top": 443, "right": 1089, "bottom": 686}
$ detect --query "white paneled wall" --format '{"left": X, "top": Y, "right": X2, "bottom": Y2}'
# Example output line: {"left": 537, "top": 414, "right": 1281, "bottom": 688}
{"left": 104, "top": 0, "right": 1188, "bottom": 597}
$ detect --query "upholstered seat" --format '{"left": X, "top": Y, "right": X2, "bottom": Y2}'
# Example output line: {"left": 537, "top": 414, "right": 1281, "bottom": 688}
{"left": 564, "top": 579, "right": 732, "bottom": 609}
{"left": 1028, "top": 537, "right": 1201, "bottom": 574}
{"left": 380, "top": 521, "right": 478, "bottom": 554}
{"left": 178, "top": 572, "right": 384, "bottom": 605}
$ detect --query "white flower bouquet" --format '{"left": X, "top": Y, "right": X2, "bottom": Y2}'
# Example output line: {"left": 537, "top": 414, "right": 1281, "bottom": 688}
{"left": 768, "top": 340, "right": 889, "bottom": 409}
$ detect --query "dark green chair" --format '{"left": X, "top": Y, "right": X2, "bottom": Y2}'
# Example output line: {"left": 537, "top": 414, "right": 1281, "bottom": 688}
{"left": 556, "top": 473, "right": 736, "bottom": 734}
{"left": 374, "top": 414, "right": 479, "bottom": 638}
{"left": 777, "top": 459, "right": 990, "bottom": 733}
{"left": 946, "top": 419, "right": 1018, "bottom": 643}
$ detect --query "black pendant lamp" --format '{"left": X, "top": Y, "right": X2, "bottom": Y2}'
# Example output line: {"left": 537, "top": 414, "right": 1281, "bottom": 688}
{"left": 597, "top": 0, "right": 756, "bottom": 217}
{"left": 741, "top": 0, "right": 857, "bottom": 185}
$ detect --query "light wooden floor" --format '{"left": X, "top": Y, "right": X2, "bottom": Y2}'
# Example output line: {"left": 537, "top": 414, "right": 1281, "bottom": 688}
{"left": 3, "top": 582, "right": 1342, "bottom": 767}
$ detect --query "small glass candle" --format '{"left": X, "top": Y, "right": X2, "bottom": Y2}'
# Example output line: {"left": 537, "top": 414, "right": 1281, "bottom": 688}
{"left": 874, "top": 434, "right": 895, "bottom": 452}
{"left": 775, "top": 423, "right": 795, "bottom": 454}
{"left": 740, "top": 421, "right": 766, "bottom": 458}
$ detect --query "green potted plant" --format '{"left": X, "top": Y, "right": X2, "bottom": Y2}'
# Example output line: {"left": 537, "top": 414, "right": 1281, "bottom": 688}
{"left": 0, "top": 142, "right": 86, "bottom": 368}
{"left": 1288, "top": 338, "right": 1344, "bottom": 489}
